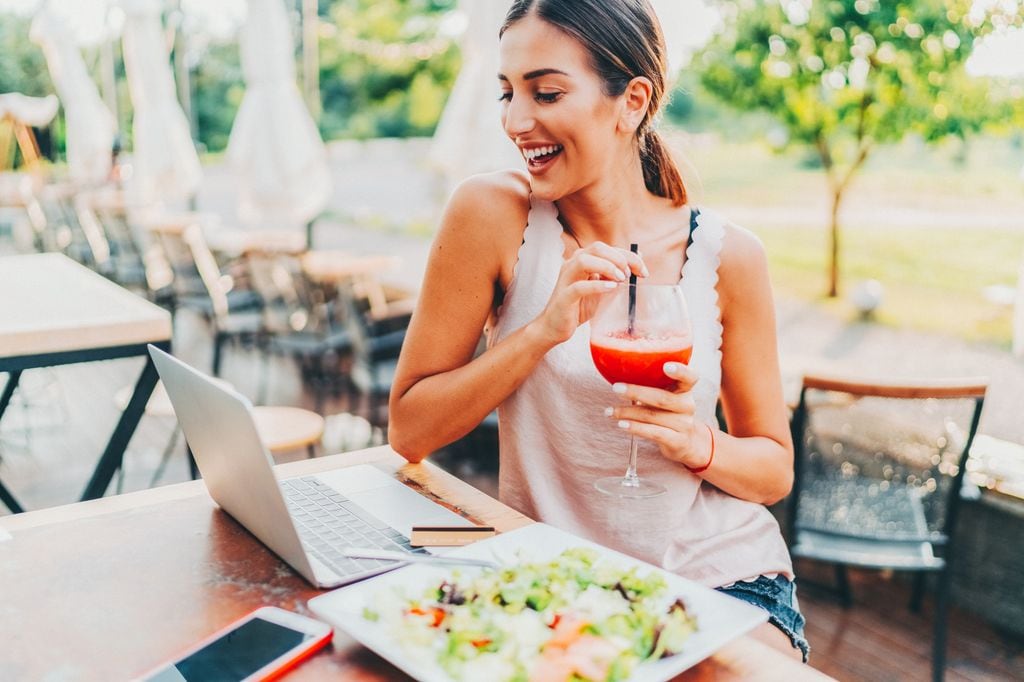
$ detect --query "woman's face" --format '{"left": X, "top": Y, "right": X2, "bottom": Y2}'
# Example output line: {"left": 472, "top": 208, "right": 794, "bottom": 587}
{"left": 498, "top": 14, "right": 628, "bottom": 201}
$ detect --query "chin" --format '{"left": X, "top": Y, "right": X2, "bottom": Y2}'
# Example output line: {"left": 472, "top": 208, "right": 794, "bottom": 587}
{"left": 527, "top": 177, "right": 567, "bottom": 203}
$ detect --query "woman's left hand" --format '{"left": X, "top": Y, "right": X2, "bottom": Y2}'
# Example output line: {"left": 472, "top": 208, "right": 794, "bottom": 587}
{"left": 605, "top": 362, "right": 713, "bottom": 471}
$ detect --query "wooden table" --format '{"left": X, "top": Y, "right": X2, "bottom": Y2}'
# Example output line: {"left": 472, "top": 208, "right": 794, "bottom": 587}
{"left": 206, "top": 228, "right": 309, "bottom": 257}
{"left": 301, "top": 250, "right": 402, "bottom": 284}
{"left": 0, "top": 253, "right": 172, "bottom": 512}
{"left": 301, "top": 250, "right": 406, "bottom": 318}
{"left": 0, "top": 446, "right": 830, "bottom": 681}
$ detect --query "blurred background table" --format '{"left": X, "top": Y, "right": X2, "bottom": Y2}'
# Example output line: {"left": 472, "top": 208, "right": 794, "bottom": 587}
{"left": 0, "top": 253, "right": 171, "bottom": 512}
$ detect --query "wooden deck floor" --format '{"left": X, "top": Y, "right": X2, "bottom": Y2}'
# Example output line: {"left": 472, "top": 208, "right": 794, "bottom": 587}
{"left": 1, "top": 318, "right": 1021, "bottom": 681}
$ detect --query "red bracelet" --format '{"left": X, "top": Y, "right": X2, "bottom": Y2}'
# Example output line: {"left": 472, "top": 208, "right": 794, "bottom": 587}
{"left": 686, "top": 423, "right": 715, "bottom": 474}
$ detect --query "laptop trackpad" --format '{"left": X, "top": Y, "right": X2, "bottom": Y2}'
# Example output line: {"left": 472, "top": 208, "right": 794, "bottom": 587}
{"left": 315, "top": 465, "right": 471, "bottom": 536}
{"left": 348, "top": 485, "right": 469, "bottom": 537}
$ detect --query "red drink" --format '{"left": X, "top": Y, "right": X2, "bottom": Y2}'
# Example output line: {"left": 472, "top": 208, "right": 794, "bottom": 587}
{"left": 590, "top": 331, "right": 693, "bottom": 389}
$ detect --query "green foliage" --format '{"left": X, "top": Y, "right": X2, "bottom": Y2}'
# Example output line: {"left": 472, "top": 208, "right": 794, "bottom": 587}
{"left": 699, "top": 0, "right": 1023, "bottom": 162}
{"left": 0, "top": 16, "right": 51, "bottom": 98}
{"left": 191, "top": 43, "right": 244, "bottom": 153}
{"left": 2, "top": 1, "right": 461, "bottom": 155}
{"left": 694, "top": 0, "right": 1024, "bottom": 296}
{"left": 318, "top": 0, "right": 459, "bottom": 140}
{"left": 0, "top": 14, "right": 62, "bottom": 165}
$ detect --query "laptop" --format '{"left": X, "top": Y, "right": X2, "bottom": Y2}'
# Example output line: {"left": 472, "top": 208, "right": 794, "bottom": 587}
{"left": 149, "top": 345, "right": 472, "bottom": 588}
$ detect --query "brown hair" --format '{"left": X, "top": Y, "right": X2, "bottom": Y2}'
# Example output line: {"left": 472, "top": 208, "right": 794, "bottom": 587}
{"left": 501, "top": 0, "right": 686, "bottom": 206}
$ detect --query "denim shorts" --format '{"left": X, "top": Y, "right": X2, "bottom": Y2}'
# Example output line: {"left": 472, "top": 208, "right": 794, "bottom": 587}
{"left": 716, "top": 575, "right": 810, "bottom": 662}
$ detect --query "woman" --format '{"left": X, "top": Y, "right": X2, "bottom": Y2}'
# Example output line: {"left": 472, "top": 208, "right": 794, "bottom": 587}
{"left": 389, "top": 0, "right": 808, "bottom": 661}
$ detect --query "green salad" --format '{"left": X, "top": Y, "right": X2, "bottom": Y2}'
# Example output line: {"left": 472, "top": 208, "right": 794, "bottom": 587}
{"left": 362, "top": 547, "right": 698, "bottom": 682}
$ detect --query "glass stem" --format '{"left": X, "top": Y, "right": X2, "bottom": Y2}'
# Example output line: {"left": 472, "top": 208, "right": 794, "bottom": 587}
{"left": 623, "top": 400, "right": 640, "bottom": 487}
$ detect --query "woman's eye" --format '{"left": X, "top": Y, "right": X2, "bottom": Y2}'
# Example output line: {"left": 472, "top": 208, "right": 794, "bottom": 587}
{"left": 535, "top": 92, "right": 561, "bottom": 103}
{"left": 498, "top": 91, "right": 512, "bottom": 102}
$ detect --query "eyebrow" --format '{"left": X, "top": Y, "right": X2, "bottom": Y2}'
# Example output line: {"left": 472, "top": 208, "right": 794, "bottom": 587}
{"left": 497, "top": 68, "right": 570, "bottom": 82}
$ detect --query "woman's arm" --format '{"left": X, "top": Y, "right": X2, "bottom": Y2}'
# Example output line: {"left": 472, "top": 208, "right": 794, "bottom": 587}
{"left": 608, "top": 224, "right": 793, "bottom": 504}
{"left": 388, "top": 172, "right": 643, "bottom": 462}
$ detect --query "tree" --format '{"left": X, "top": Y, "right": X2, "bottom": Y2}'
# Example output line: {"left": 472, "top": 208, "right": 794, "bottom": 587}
{"left": 696, "top": 0, "right": 1024, "bottom": 297}
{"left": 318, "top": 0, "right": 459, "bottom": 139}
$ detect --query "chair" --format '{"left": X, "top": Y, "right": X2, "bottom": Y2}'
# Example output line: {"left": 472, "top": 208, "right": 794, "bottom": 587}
{"left": 150, "top": 220, "right": 263, "bottom": 325}
{"left": 182, "top": 224, "right": 266, "bottom": 376}
{"left": 114, "top": 380, "right": 325, "bottom": 490}
{"left": 149, "top": 222, "right": 263, "bottom": 374}
{"left": 340, "top": 277, "right": 415, "bottom": 431}
{"left": 80, "top": 193, "right": 149, "bottom": 290}
{"left": 788, "top": 374, "right": 987, "bottom": 682}
{"left": 245, "top": 251, "right": 352, "bottom": 410}
{"left": 22, "top": 182, "right": 99, "bottom": 264}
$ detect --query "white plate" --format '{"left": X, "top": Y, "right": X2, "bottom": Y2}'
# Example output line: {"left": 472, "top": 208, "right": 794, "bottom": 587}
{"left": 309, "top": 523, "right": 767, "bottom": 682}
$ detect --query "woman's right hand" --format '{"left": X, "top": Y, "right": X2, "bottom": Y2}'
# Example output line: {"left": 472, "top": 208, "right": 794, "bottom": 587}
{"left": 531, "top": 241, "right": 648, "bottom": 346}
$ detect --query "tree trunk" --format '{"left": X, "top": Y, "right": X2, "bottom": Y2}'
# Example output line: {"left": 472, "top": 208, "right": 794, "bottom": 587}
{"left": 828, "top": 187, "right": 844, "bottom": 298}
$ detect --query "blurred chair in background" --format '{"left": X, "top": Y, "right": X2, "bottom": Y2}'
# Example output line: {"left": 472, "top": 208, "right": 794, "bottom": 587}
{"left": 246, "top": 251, "right": 352, "bottom": 410}
{"left": 180, "top": 223, "right": 263, "bottom": 376}
{"left": 341, "top": 276, "right": 415, "bottom": 433}
{"left": 114, "top": 379, "right": 325, "bottom": 492}
{"left": 788, "top": 374, "right": 987, "bottom": 682}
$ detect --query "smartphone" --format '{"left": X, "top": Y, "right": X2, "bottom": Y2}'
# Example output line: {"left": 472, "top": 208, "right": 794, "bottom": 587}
{"left": 139, "top": 606, "right": 333, "bottom": 682}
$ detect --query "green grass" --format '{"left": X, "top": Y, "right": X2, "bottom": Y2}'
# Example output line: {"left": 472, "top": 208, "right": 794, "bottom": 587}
{"left": 757, "top": 225, "right": 1020, "bottom": 345}
{"left": 669, "top": 135, "right": 1024, "bottom": 348}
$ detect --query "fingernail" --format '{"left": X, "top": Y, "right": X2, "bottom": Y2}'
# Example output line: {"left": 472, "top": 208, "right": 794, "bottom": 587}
{"left": 603, "top": 406, "right": 614, "bottom": 417}
{"left": 603, "top": 281, "right": 617, "bottom": 289}
{"left": 619, "top": 269, "right": 629, "bottom": 280}
{"left": 612, "top": 383, "right": 627, "bottom": 394}
{"left": 641, "top": 266, "right": 650, "bottom": 278}
{"left": 617, "top": 420, "right": 630, "bottom": 430}
{"left": 663, "top": 362, "right": 680, "bottom": 374}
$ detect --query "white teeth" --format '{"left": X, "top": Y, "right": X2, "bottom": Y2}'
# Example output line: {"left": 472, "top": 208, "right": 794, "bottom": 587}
{"left": 523, "top": 144, "right": 562, "bottom": 161}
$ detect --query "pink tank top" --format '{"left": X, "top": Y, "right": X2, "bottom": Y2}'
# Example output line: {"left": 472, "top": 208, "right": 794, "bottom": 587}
{"left": 489, "top": 196, "right": 794, "bottom": 587}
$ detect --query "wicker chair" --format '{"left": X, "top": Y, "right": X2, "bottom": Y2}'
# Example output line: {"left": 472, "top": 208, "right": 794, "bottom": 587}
{"left": 788, "top": 374, "right": 987, "bottom": 682}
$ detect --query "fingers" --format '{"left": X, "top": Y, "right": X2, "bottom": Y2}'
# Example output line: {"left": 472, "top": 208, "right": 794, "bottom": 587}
{"left": 613, "top": 419, "right": 686, "bottom": 452}
{"left": 605, "top": 397, "right": 703, "bottom": 468}
{"left": 661, "top": 362, "right": 698, "bottom": 391}
{"left": 567, "top": 242, "right": 648, "bottom": 280}
{"left": 566, "top": 279, "right": 619, "bottom": 300}
{"left": 607, "top": 401, "right": 693, "bottom": 427}
{"left": 570, "top": 252, "right": 630, "bottom": 283}
{"left": 610, "top": 365, "right": 698, "bottom": 407}
{"left": 585, "top": 241, "right": 649, "bottom": 278}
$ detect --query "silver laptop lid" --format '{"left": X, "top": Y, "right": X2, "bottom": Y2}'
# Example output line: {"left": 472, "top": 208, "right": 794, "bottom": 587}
{"left": 148, "top": 345, "right": 319, "bottom": 584}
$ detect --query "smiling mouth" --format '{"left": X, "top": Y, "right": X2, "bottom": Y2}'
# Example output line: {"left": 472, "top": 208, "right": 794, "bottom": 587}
{"left": 522, "top": 144, "right": 564, "bottom": 167}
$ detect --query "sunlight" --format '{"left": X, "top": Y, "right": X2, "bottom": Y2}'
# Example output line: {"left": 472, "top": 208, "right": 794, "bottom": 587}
{"left": 968, "top": 26, "right": 1024, "bottom": 76}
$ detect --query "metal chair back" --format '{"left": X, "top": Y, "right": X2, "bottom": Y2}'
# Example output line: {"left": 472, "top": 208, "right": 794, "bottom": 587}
{"left": 788, "top": 375, "right": 987, "bottom": 548}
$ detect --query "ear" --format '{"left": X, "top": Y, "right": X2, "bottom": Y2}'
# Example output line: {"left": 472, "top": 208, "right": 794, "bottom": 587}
{"left": 617, "top": 76, "right": 653, "bottom": 135}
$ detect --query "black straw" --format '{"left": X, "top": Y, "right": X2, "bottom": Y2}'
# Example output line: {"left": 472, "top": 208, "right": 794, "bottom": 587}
{"left": 627, "top": 243, "right": 638, "bottom": 336}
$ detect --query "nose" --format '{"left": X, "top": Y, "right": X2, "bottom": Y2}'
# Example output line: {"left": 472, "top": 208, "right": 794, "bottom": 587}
{"left": 502, "top": 95, "right": 535, "bottom": 140}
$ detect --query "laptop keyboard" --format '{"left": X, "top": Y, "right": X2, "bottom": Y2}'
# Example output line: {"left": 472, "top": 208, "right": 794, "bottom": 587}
{"left": 281, "top": 476, "right": 429, "bottom": 579}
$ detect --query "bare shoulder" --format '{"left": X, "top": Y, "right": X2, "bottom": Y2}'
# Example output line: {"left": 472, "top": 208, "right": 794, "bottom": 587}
{"left": 717, "top": 220, "right": 770, "bottom": 307}
{"left": 437, "top": 170, "right": 531, "bottom": 284}
{"left": 442, "top": 170, "right": 531, "bottom": 239}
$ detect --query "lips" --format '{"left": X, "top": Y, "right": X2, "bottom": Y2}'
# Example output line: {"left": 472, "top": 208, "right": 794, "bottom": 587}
{"left": 521, "top": 144, "right": 564, "bottom": 172}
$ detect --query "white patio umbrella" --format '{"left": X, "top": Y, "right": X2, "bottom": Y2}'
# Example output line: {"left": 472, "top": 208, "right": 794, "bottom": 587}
{"left": 429, "top": 0, "right": 521, "bottom": 190}
{"left": 226, "top": 0, "right": 330, "bottom": 230}
{"left": 119, "top": 0, "right": 202, "bottom": 205}
{"left": 0, "top": 93, "right": 59, "bottom": 128}
{"left": 30, "top": 8, "right": 115, "bottom": 185}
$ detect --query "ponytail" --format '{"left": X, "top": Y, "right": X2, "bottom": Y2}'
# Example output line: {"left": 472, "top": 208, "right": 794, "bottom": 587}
{"left": 641, "top": 130, "right": 687, "bottom": 207}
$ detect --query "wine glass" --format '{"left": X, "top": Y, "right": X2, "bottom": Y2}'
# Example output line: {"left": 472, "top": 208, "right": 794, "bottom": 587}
{"left": 589, "top": 283, "right": 692, "bottom": 498}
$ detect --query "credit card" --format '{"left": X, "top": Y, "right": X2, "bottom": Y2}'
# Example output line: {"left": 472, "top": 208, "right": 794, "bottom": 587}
{"left": 410, "top": 525, "right": 497, "bottom": 547}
